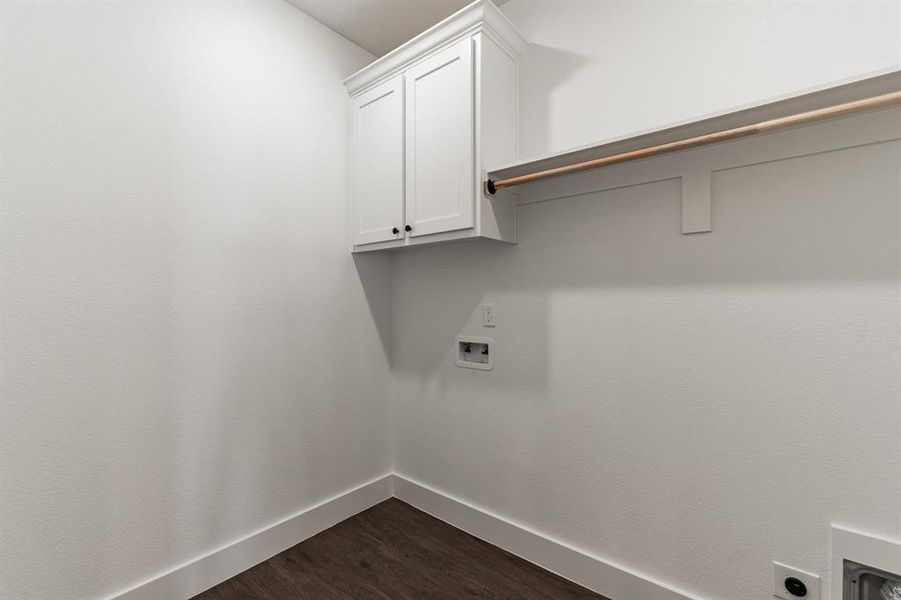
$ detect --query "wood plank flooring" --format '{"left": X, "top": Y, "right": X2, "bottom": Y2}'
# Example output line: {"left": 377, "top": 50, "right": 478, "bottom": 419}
{"left": 192, "top": 498, "right": 607, "bottom": 599}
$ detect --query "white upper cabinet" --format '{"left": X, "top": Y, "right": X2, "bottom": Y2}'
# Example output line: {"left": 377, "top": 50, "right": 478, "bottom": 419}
{"left": 350, "top": 77, "right": 405, "bottom": 246}
{"left": 404, "top": 38, "right": 474, "bottom": 238}
{"left": 344, "top": 0, "right": 527, "bottom": 252}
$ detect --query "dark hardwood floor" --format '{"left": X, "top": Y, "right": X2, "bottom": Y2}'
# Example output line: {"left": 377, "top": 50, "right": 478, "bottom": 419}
{"left": 192, "top": 498, "right": 607, "bottom": 599}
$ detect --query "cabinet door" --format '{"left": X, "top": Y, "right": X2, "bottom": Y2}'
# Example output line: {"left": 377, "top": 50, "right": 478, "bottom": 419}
{"left": 404, "top": 38, "right": 474, "bottom": 237}
{"left": 351, "top": 77, "right": 404, "bottom": 246}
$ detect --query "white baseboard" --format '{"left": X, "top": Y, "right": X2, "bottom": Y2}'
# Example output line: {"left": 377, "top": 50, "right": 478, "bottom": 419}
{"left": 109, "top": 474, "right": 394, "bottom": 600}
{"left": 109, "top": 472, "right": 702, "bottom": 600}
{"left": 392, "top": 473, "right": 702, "bottom": 600}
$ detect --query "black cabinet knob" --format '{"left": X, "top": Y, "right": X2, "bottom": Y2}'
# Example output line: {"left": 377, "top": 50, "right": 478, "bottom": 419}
{"left": 404, "top": 225, "right": 412, "bottom": 232}
{"left": 392, "top": 227, "right": 399, "bottom": 234}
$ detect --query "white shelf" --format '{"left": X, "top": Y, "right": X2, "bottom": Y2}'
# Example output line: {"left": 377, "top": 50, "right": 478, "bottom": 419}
{"left": 487, "top": 68, "right": 901, "bottom": 184}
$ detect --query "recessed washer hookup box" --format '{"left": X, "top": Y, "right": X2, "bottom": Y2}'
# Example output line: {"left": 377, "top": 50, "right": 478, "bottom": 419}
{"left": 455, "top": 336, "right": 493, "bottom": 371}
{"left": 844, "top": 559, "right": 901, "bottom": 600}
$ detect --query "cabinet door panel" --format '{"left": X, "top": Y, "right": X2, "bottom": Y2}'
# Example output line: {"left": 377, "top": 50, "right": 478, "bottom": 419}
{"left": 351, "top": 77, "right": 404, "bottom": 246}
{"left": 404, "top": 38, "right": 474, "bottom": 237}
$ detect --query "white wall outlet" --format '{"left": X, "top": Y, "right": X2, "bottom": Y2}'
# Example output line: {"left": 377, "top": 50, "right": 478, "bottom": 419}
{"left": 774, "top": 562, "right": 820, "bottom": 600}
{"left": 482, "top": 303, "right": 495, "bottom": 327}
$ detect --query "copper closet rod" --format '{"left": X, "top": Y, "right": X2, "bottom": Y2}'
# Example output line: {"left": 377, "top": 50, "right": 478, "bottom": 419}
{"left": 485, "top": 90, "right": 901, "bottom": 194}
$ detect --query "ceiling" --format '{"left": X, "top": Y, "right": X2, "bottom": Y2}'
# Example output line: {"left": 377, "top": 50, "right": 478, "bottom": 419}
{"left": 288, "top": 0, "right": 507, "bottom": 57}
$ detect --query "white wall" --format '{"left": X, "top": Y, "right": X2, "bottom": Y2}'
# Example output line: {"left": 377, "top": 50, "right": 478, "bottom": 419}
{"left": 3, "top": 2, "right": 900, "bottom": 600}
{"left": 0, "top": 2, "right": 391, "bottom": 599}
{"left": 391, "top": 2, "right": 901, "bottom": 599}
{"left": 505, "top": 0, "right": 901, "bottom": 159}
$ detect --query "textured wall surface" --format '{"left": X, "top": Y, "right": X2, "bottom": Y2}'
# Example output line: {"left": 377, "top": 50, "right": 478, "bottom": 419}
{"left": 504, "top": 0, "right": 901, "bottom": 159}
{"left": 3, "top": 2, "right": 900, "bottom": 600}
{"left": 0, "top": 2, "right": 391, "bottom": 599}
{"left": 392, "top": 127, "right": 901, "bottom": 600}
{"left": 392, "top": 2, "right": 901, "bottom": 599}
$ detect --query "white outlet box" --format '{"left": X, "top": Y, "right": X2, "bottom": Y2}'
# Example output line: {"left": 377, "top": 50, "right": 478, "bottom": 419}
{"left": 482, "top": 303, "right": 495, "bottom": 327}
{"left": 774, "top": 561, "right": 820, "bottom": 600}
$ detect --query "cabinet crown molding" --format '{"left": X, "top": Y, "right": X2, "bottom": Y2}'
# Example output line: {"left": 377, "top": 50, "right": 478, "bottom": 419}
{"left": 343, "top": 0, "right": 527, "bottom": 97}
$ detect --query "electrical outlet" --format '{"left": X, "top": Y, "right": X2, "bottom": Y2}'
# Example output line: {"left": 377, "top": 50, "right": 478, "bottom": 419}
{"left": 774, "top": 562, "right": 820, "bottom": 600}
{"left": 482, "top": 303, "right": 495, "bottom": 327}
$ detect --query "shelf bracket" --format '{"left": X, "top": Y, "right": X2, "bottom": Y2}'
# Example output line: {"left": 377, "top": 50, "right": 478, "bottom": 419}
{"left": 681, "top": 170, "right": 712, "bottom": 234}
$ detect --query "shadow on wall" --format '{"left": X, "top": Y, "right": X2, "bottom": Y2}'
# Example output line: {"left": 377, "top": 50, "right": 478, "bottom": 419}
{"left": 384, "top": 137, "right": 900, "bottom": 386}
{"left": 375, "top": 138, "right": 900, "bottom": 575}
{"left": 518, "top": 44, "right": 592, "bottom": 159}
{"left": 353, "top": 252, "right": 393, "bottom": 357}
